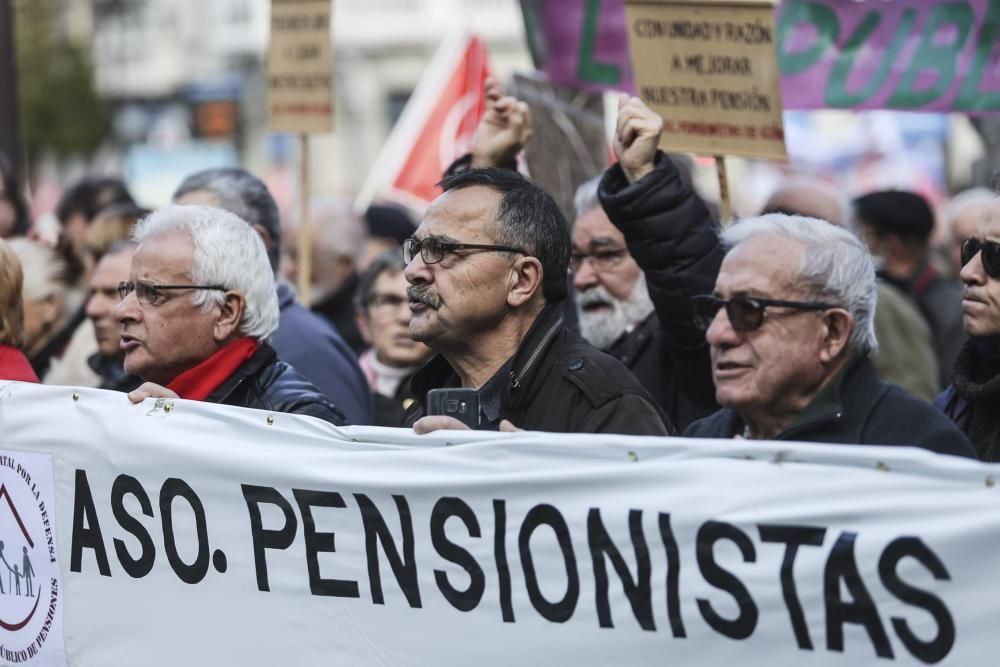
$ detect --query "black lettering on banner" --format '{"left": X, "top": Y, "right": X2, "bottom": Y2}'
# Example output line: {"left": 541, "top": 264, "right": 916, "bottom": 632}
{"left": 354, "top": 493, "right": 421, "bottom": 608}
{"left": 159, "top": 478, "right": 210, "bottom": 585}
{"left": 493, "top": 499, "right": 515, "bottom": 622}
{"left": 111, "top": 474, "right": 156, "bottom": 578}
{"left": 429, "top": 497, "right": 485, "bottom": 612}
{"left": 70, "top": 469, "right": 111, "bottom": 576}
{"left": 658, "top": 513, "right": 686, "bottom": 638}
{"left": 758, "top": 524, "right": 826, "bottom": 650}
{"left": 241, "top": 484, "right": 298, "bottom": 592}
{"left": 587, "top": 508, "right": 655, "bottom": 630}
{"left": 518, "top": 504, "right": 579, "bottom": 623}
{"left": 292, "top": 489, "right": 359, "bottom": 598}
{"left": 878, "top": 537, "right": 955, "bottom": 664}
{"left": 695, "top": 520, "right": 758, "bottom": 640}
{"left": 824, "top": 531, "right": 893, "bottom": 658}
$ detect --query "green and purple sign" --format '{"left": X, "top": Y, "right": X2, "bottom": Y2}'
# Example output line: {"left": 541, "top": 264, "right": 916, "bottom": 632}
{"left": 520, "top": 0, "right": 1000, "bottom": 112}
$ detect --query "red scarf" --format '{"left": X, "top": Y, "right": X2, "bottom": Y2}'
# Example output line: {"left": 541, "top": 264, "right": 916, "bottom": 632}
{"left": 0, "top": 346, "right": 40, "bottom": 383}
{"left": 167, "top": 338, "right": 259, "bottom": 401}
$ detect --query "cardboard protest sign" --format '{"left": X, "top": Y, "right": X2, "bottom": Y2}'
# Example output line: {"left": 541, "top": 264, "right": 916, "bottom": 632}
{"left": 267, "top": 0, "right": 334, "bottom": 133}
{"left": 624, "top": 0, "right": 786, "bottom": 160}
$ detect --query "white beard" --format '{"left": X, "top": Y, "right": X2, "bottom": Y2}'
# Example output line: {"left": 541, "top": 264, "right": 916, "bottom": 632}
{"left": 576, "top": 274, "right": 656, "bottom": 351}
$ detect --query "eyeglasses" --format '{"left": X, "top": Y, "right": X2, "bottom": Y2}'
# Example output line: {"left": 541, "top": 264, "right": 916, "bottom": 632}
{"left": 569, "top": 246, "right": 629, "bottom": 273}
{"left": 367, "top": 293, "right": 408, "bottom": 312}
{"left": 961, "top": 238, "right": 1000, "bottom": 278}
{"left": 118, "top": 280, "right": 226, "bottom": 305}
{"left": 403, "top": 236, "right": 526, "bottom": 265}
{"left": 691, "top": 294, "right": 838, "bottom": 332}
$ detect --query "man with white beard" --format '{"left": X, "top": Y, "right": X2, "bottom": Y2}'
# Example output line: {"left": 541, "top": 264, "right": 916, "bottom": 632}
{"left": 572, "top": 96, "right": 723, "bottom": 430}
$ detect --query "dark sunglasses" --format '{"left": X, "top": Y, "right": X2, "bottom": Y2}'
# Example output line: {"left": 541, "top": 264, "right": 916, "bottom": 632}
{"left": 692, "top": 294, "right": 838, "bottom": 332}
{"left": 961, "top": 238, "right": 1000, "bottom": 278}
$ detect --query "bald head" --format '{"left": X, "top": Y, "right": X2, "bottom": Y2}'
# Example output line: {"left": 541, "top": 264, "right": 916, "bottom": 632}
{"left": 762, "top": 178, "right": 849, "bottom": 227}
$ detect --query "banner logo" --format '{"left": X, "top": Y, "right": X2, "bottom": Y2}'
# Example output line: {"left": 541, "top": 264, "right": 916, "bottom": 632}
{"left": 0, "top": 452, "right": 65, "bottom": 665}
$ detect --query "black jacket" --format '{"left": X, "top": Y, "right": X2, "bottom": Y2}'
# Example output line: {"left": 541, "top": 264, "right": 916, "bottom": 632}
{"left": 205, "top": 343, "right": 347, "bottom": 426}
{"left": 404, "top": 304, "right": 670, "bottom": 435}
{"left": 598, "top": 151, "right": 722, "bottom": 431}
{"left": 685, "top": 356, "right": 975, "bottom": 457}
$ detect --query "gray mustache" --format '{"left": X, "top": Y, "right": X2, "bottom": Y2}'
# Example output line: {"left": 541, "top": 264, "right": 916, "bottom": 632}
{"left": 407, "top": 284, "right": 443, "bottom": 309}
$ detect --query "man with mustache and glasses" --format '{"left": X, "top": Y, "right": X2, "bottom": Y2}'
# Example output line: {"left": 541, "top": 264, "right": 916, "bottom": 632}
{"left": 402, "top": 167, "right": 669, "bottom": 435}
{"left": 936, "top": 195, "right": 1000, "bottom": 460}
{"left": 682, "top": 213, "right": 972, "bottom": 456}
{"left": 112, "top": 205, "right": 346, "bottom": 425}
{"left": 458, "top": 84, "right": 719, "bottom": 431}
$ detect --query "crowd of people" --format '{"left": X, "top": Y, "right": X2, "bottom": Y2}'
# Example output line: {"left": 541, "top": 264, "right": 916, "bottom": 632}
{"left": 2, "top": 81, "right": 998, "bottom": 462}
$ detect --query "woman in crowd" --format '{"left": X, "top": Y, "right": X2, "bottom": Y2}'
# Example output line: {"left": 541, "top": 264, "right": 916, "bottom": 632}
{"left": 0, "top": 239, "right": 39, "bottom": 382}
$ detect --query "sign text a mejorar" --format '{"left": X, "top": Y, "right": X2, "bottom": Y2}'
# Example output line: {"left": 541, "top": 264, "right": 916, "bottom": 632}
{"left": 69, "top": 470, "right": 954, "bottom": 664}
{"left": 778, "top": 0, "right": 1000, "bottom": 112}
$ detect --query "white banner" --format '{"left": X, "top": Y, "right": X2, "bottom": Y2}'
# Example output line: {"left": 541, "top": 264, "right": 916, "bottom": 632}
{"left": 1, "top": 381, "right": 998, "bottom": 666}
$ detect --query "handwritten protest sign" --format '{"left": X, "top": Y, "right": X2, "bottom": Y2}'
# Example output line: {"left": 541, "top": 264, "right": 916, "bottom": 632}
{"left": 267, "top": 0, "right": 334, "bottom": 133}
{"left": 624, "top": 0, "right": 787, "bottom": 160}
{"left": 529, "top": 0, "right": 1000, "bottom": 114}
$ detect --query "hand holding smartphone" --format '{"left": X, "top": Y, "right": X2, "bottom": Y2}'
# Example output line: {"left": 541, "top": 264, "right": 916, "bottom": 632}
{"left": 427, "top": 388, "right": 480, "bottom": 429}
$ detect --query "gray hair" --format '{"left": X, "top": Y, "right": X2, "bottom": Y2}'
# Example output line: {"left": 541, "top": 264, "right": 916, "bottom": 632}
{"left": 945, "top": 187, "right": 996, "bottom": 228}
{"left": 133, "top": 205, "right": 280, "bottom": 340}
{"left": 722, "top": 213, "right": 879, "bottom": 355}
{"left": 572, "top": 175, "right": 602, "bottom": 221}
{"left": 173, "top": 168, "right": 282, "bottom": 272}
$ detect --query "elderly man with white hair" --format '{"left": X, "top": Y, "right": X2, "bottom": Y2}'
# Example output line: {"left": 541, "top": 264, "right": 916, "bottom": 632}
{"left": 683, "top": 214, "right": 973, "bottom": 456}
{"left": 112, "top": 205, "right": 346, "bottom": 425}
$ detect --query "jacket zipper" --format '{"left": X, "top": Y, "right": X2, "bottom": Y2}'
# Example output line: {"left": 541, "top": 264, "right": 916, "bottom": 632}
{"left": 510, "top": 316, "right": 563, "bottom": 391}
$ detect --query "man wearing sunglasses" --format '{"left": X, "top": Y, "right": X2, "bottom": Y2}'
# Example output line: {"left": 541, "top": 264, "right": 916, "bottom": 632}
{"left": 112, "top": 205, "right": 346, "bottom": 426}
{"left": 402, "top": 168, "right": 669, "bottom": 435}
{"left": 937, "top": 198, "right": 1000, "bottom": 461}
{"left": 683, "top": 214, "right": 973, "bottom": 456}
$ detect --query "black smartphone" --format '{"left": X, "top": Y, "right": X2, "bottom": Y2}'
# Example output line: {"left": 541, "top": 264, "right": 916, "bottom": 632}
{"left": 427, "top": 388, "right": 480, "bottom": 429}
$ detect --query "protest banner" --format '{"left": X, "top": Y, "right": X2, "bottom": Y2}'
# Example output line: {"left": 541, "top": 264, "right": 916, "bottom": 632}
{"left": 526, "top": 0, "right": 1000, "bottom": 114}
{"left": 2, "top": 382, "right": 999, "bottom": 665}
{"left": 623, "top": 0, "right": 787, "bottom": 162}
{"left": 267, "top": 0, "right": 334, "bottom": 133}
{"left": 267, "top": 0, "right": 334, "bottom": 302}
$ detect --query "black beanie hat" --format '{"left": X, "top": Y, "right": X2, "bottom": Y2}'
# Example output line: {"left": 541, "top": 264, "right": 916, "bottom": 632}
{"left": 853, "top": 190, "right": 935, "bottom": 240}
{"left": 364, "top": 205, "right": 416, "bottom": 244}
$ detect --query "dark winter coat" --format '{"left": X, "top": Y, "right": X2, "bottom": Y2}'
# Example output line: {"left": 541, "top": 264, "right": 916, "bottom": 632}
{"left": 404, "top": 304, "right": 670, "bottom": 435}
{"left": 935, "top": 338, "right": 1000, "bottom": 461}
{"left": 205, "top": 343, "right": 347, "bottom": 426}
{"left": 597, "top": 151, "right": 722, "bottom": 431}
{"left": 685, "top": 356, "right": 975, "bottom": 458}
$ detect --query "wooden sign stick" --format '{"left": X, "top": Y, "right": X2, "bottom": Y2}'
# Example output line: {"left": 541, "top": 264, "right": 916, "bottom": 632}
{"left": 715, "top": 155, "right": 732, "bottom": 224}
{"left": 297, "top": 133, "right": 313, "bottom": 303}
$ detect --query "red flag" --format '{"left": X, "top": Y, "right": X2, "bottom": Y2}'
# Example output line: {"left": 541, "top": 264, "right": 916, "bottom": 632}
{"left": 355, "top": 31, "right": 491, "bottom": 214}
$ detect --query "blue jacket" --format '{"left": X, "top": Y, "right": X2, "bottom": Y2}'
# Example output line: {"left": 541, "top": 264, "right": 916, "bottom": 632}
{"left": 271, "top": 282, "right": 372, "bottom": 425}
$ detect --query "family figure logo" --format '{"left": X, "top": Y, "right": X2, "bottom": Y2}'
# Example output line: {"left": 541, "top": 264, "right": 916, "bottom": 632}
{"left": 0, "top": 453, "right": 64, "bottom": 666}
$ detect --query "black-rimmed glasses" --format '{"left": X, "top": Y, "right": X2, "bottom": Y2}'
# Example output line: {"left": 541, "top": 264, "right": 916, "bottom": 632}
{"left": 118, "top": 280, "right": 226, "bottom": 305}
{"left": 403, "top": 236, "right": 527, "bottom": 265}
{"left": 569, "top": 246, "right": 629, "bottom": 273}
{"left": 961, "top": 238, "right": 1000, "bottom": 278}
{"left": 692, "top": 294, "right": 838, "bottom": 332}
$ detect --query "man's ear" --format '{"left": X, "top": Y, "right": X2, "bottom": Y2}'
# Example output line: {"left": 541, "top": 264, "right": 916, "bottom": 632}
{"left": 506, "top": 256, "right": 543, "bottom": 308}
{"left": 214, "top": 291, "right": 247, "bottom": 342}
{"left": 819, "top": 308, "right": 853, "bottom": 363}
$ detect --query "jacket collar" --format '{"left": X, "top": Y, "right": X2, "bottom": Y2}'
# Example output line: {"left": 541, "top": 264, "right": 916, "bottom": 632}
{"left": 205, "top": 342, "right": 278, "bottom": 404}
{"left": 411, "top": 303, "right": 565, "bottom": 410}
